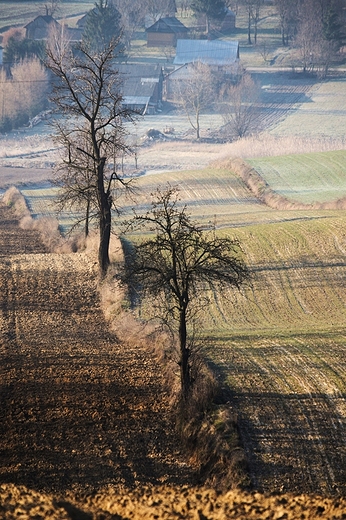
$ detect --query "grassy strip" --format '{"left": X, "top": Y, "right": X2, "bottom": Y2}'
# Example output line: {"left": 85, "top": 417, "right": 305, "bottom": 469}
{"left": 224, "top": 156, "right": 346, "bottom": 210}
{"left": 248, "top": 150, "right": 346, "bottom": 204}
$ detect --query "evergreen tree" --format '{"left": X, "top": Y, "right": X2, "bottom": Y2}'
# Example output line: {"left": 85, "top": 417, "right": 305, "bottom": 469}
{"left": 82, "top": 0, "right": 122, "bottom": 53}
{"left": 191, "top": 0, "right": 226, "bottom": 33}
{"left": 323, "top": 6, "right": 344, "bottom": 44}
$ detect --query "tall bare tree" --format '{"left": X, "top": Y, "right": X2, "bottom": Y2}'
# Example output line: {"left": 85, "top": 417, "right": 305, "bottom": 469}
{"left": 46, "top": 35, "right": 135, "bottom": 276}
{"left": 123, "top": 187, "right": 248, "bottom": 400}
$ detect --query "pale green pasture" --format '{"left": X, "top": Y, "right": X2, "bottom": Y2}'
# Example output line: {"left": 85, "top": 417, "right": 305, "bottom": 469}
{"left": 269, "top": 78, "right": 346, "bottom": 139}
{"left": 249, "top": 150, "right": 346, "bottom": 204}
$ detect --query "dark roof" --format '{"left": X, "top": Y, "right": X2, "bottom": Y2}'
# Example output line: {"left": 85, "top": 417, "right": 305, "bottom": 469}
{"left": 117, "top": 63, "right": 162, "bottom": 78}
{"left": 24, "top": 15, "right": 59, "bottom": 29}
{"left": 146, "top": 17, "right": 188, "bottom": 34}
{"left": 117, "top": 63, "right": 162, "bottom": 98}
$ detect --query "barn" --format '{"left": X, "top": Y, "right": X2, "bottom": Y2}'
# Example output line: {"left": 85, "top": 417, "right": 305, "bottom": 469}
{"left": 118, "top": 63, "right": 164, "bottom": 115}
{"left": 146, "top": 17, "right": 189, "bottom": 47}
{"left": 24, "top": 15, "right": 60, "bottom": 40}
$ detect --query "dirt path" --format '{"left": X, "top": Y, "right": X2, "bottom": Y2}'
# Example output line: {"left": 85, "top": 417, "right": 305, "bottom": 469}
{"left": 0, "top": 203, "right": 195, "bottom": 494}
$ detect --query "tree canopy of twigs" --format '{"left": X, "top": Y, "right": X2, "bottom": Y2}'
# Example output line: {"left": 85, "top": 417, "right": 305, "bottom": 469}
{"left": 122, "top": 186, "right": 249, "bottom": 401}
{"left": 45, "top": 33, "right": 135, "bottom": 276}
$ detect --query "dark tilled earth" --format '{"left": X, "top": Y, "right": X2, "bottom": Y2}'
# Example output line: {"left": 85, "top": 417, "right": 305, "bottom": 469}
{"left": 0, "top": 201, "right": 346, "bottom": 519}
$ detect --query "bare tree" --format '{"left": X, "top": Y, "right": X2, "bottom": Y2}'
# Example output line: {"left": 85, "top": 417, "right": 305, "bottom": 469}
{"left": 176, "top": 61, "right": 217, "bottom": 139}
{"left": 241, "top": 0, "right": 263, "bottom": 45}
{"left": 112, "top": 0, "right": 147, "bottom": 49}
{"left": 45, "top": 35, "right": 135, "bottom": 276}
{"left": 122, "top": 187, "right": 248, "bottom": 400}
{"left": 220, "top": 72, "right": 259, "bottom": 139}
{"left": 274, "top": 0, "right": 298, "bottom": 46}
{"left": 293, "top": 0, "right": 342, "bottom": 77}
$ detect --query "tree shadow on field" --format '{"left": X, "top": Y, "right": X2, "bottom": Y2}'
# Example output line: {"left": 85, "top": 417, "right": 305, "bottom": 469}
{"left": 211, "top": 359, "right": 346, "bottom": 497}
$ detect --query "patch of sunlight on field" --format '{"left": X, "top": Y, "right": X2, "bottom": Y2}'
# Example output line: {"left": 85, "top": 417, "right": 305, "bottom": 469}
{"left": 270, "top": 78, "right": 346, "bottom": 139}
{"left": 248, "top": 150, "right": 346, "bottom": 204}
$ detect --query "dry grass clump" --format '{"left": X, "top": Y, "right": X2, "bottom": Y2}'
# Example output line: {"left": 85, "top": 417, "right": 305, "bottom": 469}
{"left": 219, "top": 157, "right": 346, "bottom": 210}
{"left": 217, "top": 134, "right": 346, "bottom": 160}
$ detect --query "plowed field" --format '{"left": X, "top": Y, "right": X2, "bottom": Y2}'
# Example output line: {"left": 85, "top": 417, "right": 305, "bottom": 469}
{"left": 0, "top": 202, "right": 195, "bottom": 494}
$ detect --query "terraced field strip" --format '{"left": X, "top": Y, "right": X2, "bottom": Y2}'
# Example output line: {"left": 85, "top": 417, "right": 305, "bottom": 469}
{"left": 20, "top": 185, "right": 83, "bottom": 234}
{"left": 255, "top": 73, "right": 316, "bottom": 133}
{"left": 248, "top": 150, "right": 346, "bottom": 204}
{"left": 200, "top": 213, "right": 346, "bottom": 332}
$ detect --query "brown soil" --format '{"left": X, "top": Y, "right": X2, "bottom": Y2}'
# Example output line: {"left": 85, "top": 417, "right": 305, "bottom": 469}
{"left": 1, "top": 201, "right": 345, "bottom": 519}
{"left": 0, "top": 201, "right": 195, "bottom": 491}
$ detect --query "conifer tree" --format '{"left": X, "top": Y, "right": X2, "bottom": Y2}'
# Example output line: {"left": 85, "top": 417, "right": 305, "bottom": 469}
{"left": 82, "top": 0, "right": 122, "bottom": 52}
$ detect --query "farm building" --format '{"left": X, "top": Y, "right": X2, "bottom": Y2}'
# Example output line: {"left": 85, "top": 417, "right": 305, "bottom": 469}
{"left": 165, "top": 39, "right": 240, "bottom": 100}
{"left": 24, "top": 15, "right": 60, "bottom": 40}
{"left": 117, "top": 63, "right": 164, "bottom": 115}
{"left": 173, "top": 39, "right": 239, "bottom": 68}
{"left": 146, "top": 17, "right": 189, "bottom": 47}
{"left": 25, "top": 15, "right": 82, "bottom": 42}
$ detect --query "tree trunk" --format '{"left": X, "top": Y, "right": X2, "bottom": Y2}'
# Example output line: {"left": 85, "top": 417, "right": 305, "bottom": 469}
{"left": 97, "top": 158, "right": 111, "bottom": 276}
{"left": 85, "top": 197, "right": 90, "bottom": 238}
{"left": 179, "top": 307, "right": 191, "bottom": 400}
{"left": 248, "top": 10, "right": 252, "bottom": 44}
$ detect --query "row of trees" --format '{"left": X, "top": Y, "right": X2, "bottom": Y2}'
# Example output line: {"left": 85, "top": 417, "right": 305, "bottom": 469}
{"left": 44, "top": 26, "right": 249, "bottom": 400}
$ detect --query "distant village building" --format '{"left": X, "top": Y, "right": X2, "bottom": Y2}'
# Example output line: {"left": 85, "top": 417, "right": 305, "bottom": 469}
{"left": 118, "top": 63, "right": 163, "bottom": 114}
{"left": 25, "top": 15, "right": 82, "bottom": 42}
{"left": 146, "top": 17, "right": 189, "bottom": 47}
{"left": 173, "top": 39, "right": 239, "bottom": 68}
{"left": 165, "top": 39, "right": 240, "bottom": 100}
{"left": 24, "top": 15, "right": 60, "bottom": 40}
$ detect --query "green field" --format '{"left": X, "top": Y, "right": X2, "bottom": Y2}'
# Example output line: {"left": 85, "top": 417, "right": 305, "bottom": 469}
{"left": 248, "top": 150, "right": 346, "bottom": 204}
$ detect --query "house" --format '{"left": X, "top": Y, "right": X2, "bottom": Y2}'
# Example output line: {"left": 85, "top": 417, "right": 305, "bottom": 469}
{"left": 165, "top": 39, "right": 240, "bottom": 101}
{"left": 24, "top": 15, "right": 60, "bottom": 40}
{"left": 24, "top": 15, "right": 82, "bottom": 42}
{"left": 173, "top": 39, "right": 239, "bottom": 68}
{"left": 117, "top": 63, "right": 164, "bottom": 114}
{"left": 146, "top": 17, "right": 189, "bottom": 47}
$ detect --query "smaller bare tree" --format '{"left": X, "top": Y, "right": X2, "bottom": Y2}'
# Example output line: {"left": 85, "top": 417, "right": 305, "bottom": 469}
{"left": 220, "top": 72, "right": 259, "bottom": 139}
{"left": 46, "top": 34, "right": 135, "bottom": 276}
{"left": 176, "top": 61, "right": 217, "bottom": 139}
{"left": 122, "top": 186, "right": 248, "bottom": 401}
